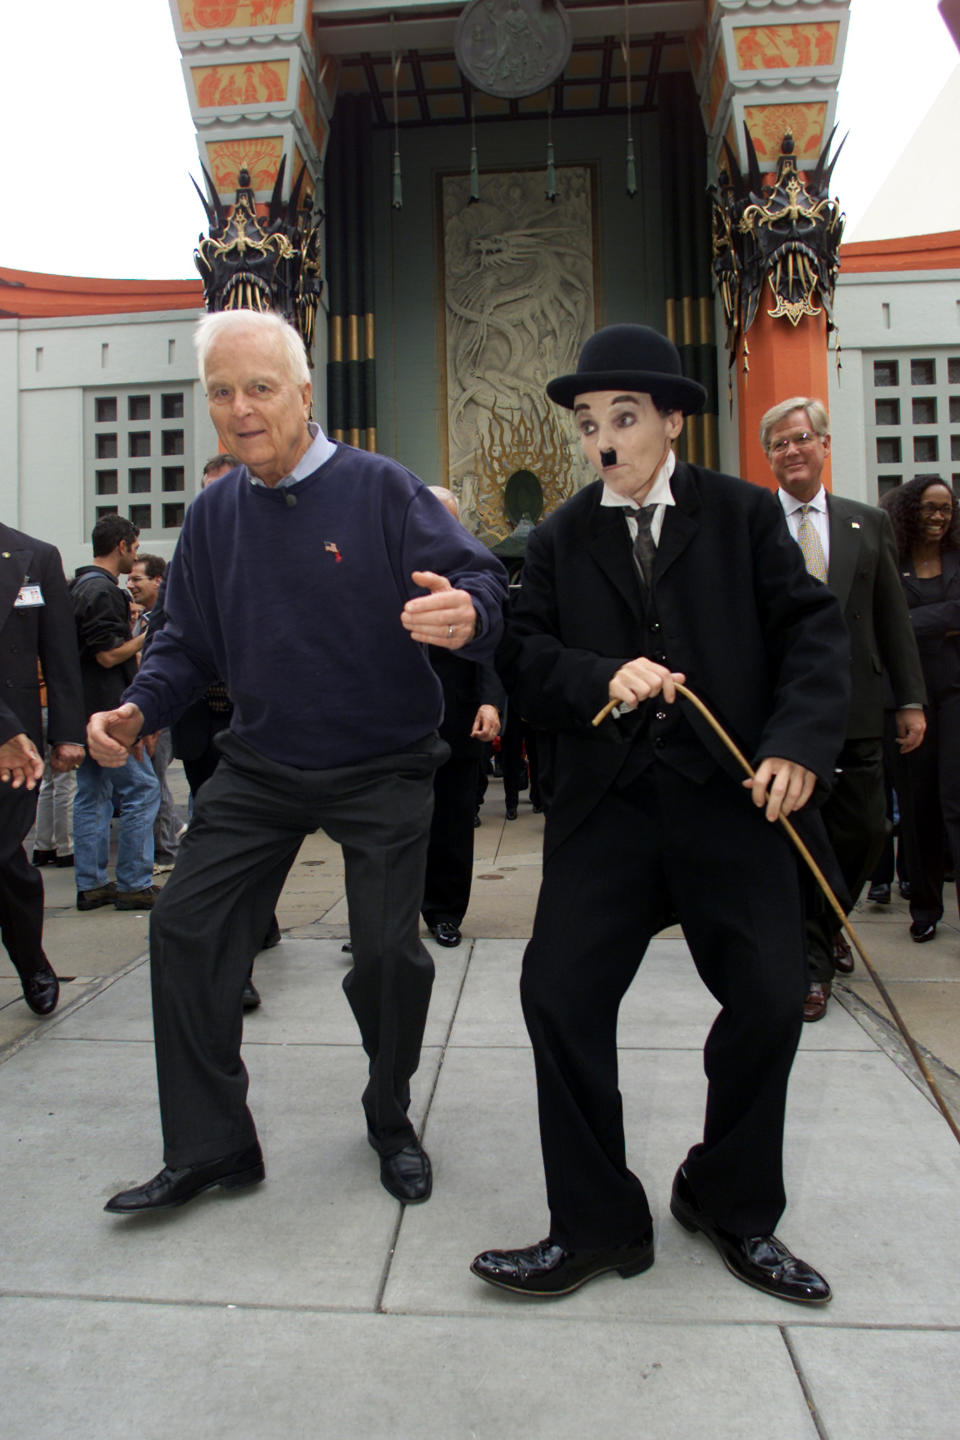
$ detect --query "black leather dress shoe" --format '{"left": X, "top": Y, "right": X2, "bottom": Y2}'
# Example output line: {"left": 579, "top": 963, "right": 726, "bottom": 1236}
{"left": 867, "top": 882, "right": 891, "bottom": 904}
{"left": 471, "top": 1232, "right": 654, "bottom": 1297}
{"left": 832, "top": 934, "right": 855, "bottom": 974}
{"left": 104, "top": 1144, "right": 265, "bottom": 1213}
{"left": 910, "top": 920, "right": 937, "bottom": 943}
{"left": 55, "top": 853, "right": 75, "bottom": 868}
{"left": 21, "top": 959, "right": 59, "bottom": 1016}
{"left": 429, "top": 921, "right": 461, "bottom": 948}
{"left": 242, "top": 978, "right": 261, "bottom": 1011}
{"left": 31, "top": 848, "right": 57, "bottom": 867}
{"left": 379, "top": 1141, "right": 432, "bottom": 1203}
{"left": 505, "top": 806, "right": 518, "bottom": 821}
{"left": 260, "top": 915, "right": 281, "bottom": 950}
{"left": 670, "top": 1166, "right": 831, "bottom": 1304}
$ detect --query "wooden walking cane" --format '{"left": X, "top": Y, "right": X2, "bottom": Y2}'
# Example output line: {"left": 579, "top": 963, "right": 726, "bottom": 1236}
{"left": 592, "top": 683, "right": 960, "bottom": 1147}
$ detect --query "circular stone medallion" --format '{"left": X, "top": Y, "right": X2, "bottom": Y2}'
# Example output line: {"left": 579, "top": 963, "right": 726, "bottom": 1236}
{"left": 455, "top": 0, "right": 573, "bottom": 100}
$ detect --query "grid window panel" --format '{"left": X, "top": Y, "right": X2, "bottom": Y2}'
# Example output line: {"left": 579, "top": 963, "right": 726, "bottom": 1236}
{"left": 864, "top": 348, "right": 960, "bottom": 501}
{"left": 84, "top": 385, "right": 193, "bottom": 541}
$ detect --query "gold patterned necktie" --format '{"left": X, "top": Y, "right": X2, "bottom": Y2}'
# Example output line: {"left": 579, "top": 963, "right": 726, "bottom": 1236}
{"left": 796, "top": 504, "right": 827, "bottom": 582}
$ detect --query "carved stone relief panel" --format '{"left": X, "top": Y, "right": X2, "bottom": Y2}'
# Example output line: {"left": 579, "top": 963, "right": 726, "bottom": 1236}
{"left": 439, "top": 164, "right": 597, "bottom": 542}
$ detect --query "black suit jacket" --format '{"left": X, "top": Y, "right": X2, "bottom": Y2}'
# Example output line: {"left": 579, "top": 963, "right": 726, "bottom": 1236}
{"left": 0, "top": 523, "right": 84, "bottom": 751}
{"left": 498, "top": 463, "right": 851, "bottom": 855}
{"left": 428, "top": 647, "right": 504, "bottom": 759}
{"left": 824, "top": 494, "right": 925, "bottom": 738}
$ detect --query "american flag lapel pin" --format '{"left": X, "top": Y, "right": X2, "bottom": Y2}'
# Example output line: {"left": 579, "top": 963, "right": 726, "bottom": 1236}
{"left": 324, "top": 542, "right": 342, "bottom": 563}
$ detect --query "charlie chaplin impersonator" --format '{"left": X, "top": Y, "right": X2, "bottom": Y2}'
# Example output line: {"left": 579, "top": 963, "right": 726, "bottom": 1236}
{"left": 471, "top": 325, "right": 851, "bottom": 1303}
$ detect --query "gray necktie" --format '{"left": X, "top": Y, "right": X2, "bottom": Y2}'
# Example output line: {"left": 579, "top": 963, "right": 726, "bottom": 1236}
{"left": 631, "top": 507, "right": 657, "bottom": 589}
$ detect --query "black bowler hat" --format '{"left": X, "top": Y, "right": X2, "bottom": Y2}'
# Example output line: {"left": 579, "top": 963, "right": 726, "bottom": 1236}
{"left": 546, "top": 323, "right": 707, "bottom": 415}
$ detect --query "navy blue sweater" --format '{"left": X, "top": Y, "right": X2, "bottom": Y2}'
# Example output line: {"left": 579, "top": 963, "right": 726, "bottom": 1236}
{"left": 124, "top": 445, "right": 508, "bottom": 770}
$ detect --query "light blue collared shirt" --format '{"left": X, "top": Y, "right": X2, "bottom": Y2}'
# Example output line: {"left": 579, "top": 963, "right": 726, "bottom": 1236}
{"left": 247, "top": 421, "right": 336, "bottom": 489}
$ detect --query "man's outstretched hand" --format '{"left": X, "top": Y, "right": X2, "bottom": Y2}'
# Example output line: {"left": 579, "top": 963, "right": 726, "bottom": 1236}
{"left": 87, "top": 704, "right": 146, "bottom": 767}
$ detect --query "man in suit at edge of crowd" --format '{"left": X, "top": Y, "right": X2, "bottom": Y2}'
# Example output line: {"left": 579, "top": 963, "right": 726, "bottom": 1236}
{"left": 469, "top": 323, "right": 850, "bottom": 1305}
{"left": 762, "top": 397, "right": 926, "bottom": 1021}
{"left": 86, "top": 308, "right": 507, "bottom": 1215}
{"left": 421, "top": 487, "right": 504, "bottom": 948}
{"left": 0, "top": 523, "right": 85, "bottom": 1013}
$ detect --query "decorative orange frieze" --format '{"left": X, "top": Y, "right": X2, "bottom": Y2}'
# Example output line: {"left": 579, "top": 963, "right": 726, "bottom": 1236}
{"left": 177, "top": 0, "right": 295, "bottom": 30}
{"left": 194, "top": 61, "right": 289, "bottom": 107}
{"left": 734, "top": 23, "right": 838, "bottom": 70}
{"left": 743, "top": 102, "right": 826, "bottom": 161}
{"left": 707, "top": 46, "right": 728, "bottom": 129}
{"left": 298, "top": 73, "right": 319, "bottom": 147}
{"left": 687, "top": 25, "right": 706, "bottom": 78}
{"left": 206, "top": 136, "right": 285, "bottom": 192}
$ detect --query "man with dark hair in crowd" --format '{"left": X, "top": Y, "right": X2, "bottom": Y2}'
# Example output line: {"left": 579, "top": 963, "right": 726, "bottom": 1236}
{"left": 71, "top": 515, "right": 160, "bottom": 912}
{"left": 128, "top": 553, "right": 185, "bottom": 873}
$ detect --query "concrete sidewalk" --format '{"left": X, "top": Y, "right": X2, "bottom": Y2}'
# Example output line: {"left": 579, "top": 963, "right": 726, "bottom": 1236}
{"left": 2, "top": 776, "right": 960, "bottom": 1438}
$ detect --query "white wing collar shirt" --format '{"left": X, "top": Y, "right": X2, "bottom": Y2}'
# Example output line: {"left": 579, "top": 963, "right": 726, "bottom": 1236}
{"left": 599, "top": 447, "right": 677, "bottom": 547}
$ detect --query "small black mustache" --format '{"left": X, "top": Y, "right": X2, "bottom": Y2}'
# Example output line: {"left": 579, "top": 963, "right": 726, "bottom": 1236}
{"left": 600, "top": 449, "right": 618, "bottom": 467}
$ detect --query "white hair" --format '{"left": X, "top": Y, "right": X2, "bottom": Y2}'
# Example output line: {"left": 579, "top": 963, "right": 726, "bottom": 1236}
{"left": 759, "top": 396, "right": 830, "bottom": 451}
{"left": 193, "top": 309, "right": 310, "bottom": 389}
{"left": 427, "top": 486, "right": 460, "bottom": 519}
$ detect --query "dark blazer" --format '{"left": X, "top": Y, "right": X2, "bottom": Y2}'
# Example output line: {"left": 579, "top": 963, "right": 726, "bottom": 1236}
{"left": 498, "top": 463, "right": 851, "bottom": 855}
{"left": 428, "top": 647, "right": 504, "bottom": 758}
{"left": 824, "top": 494, "right": 926, "bottom": 737}
{"left": 0, "top": 523, "right": 84, "bottom": 751}
{"left": 899, "top": 548, "right": 960, "bottom": 648}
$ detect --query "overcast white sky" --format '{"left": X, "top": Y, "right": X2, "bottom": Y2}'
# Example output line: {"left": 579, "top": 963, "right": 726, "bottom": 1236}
{"left": 3, "top": 0, "right": 957, "bottom": 280}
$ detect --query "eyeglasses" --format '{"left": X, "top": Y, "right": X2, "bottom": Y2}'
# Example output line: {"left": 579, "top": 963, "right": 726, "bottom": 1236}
{"left": 768, "top": 431, "right": 823, "bottom": 456}
{"left": 919, "top": 503, "right": 954, "bottom": 517}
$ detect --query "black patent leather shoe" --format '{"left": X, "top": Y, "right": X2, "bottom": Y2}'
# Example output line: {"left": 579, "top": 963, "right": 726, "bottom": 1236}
{"left": 429, "top": 921, "right": 461, "bottom": 948}
{"left": 471, "top": 1232, "right": 654, "bottom": 1297}
{"left": 867, "top": 882, "right": 891, "bottom": 905}
{"left": 670, "top": 1166, "right": 831, "bottom": 1304}
{"left": 910, "top": 920, "right": 937, "bottom": 943}
{"left": 21, "top": 959, "right": 59, "bottom": 1016}
{"left": 379, "top": 1141, "right": 432, "bottom": 1203}
{"left": 104, "top": 1144, "right": 265, "bottom": 1213}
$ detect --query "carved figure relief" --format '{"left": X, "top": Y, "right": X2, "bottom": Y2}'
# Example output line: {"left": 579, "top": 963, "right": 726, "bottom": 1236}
{"left": 455, "top": 0, "right": 572, "bottom": 100}
{"left": 440, "top": 165, "right": 596, "bottom": 539}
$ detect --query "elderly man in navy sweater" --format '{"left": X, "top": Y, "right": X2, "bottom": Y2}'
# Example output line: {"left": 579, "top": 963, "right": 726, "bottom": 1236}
{"left": 88, "top": 309, "right": 507, "bottom": 1213}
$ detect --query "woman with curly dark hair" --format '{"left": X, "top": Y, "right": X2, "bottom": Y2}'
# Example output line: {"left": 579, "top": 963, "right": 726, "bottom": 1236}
{"left": 885, "top": 475, "right": 960, "bottom": 941}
